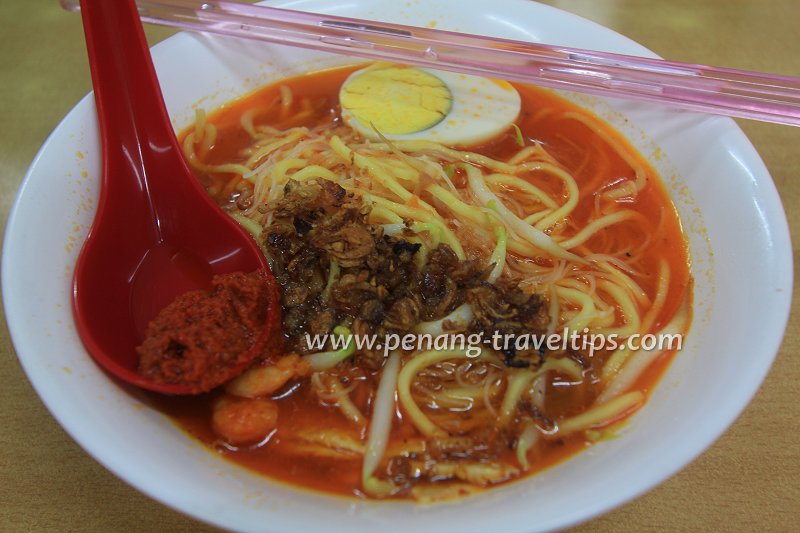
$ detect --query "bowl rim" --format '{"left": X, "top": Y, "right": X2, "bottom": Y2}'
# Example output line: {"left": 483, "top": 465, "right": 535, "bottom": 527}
{"left": 3, "top": 0, "right": 793, "bottom": 531}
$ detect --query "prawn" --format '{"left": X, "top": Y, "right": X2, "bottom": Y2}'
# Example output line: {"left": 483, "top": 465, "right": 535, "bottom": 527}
{"left": 225, "top": 353, "right": 310, "bottom": 398}
{"left": 212, "top": 395, "right": 279, "bottom": 445}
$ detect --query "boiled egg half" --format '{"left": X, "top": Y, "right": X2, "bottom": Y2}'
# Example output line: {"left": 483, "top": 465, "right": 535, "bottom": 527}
{"left": 339, "top": 63, "right": 521, "bottom": 147}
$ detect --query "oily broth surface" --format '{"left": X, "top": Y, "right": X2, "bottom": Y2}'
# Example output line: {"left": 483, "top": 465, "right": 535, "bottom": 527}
{"left": 153, "top": 65, "right": 691, "bottom": 498}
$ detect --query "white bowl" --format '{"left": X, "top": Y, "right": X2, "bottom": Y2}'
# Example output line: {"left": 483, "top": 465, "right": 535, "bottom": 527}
{"left": 2, "top": 0, "right": 792, "bottom": 531}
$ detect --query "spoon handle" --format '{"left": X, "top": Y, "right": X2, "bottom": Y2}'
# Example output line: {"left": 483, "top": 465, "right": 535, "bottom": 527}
{"left": 78, "top": 0, "right": 198, "bottom": 237}
{"left": 64, "top": 0, "right": 800, "bottom": 127}
{"left": 80, "top": 0, "right": 175, "bottom": 149}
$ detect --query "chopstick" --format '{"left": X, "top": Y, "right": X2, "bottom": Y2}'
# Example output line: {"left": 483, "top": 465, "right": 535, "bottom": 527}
{"left": 60, "top": 0, "right": 800, "bottom": 127}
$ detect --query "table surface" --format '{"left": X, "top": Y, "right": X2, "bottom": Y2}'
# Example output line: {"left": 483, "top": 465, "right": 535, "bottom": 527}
{"left": 1, "top": 1, "right": 798, "bottom": 531}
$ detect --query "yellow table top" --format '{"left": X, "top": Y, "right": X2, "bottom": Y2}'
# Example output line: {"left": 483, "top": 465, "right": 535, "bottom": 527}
{"left": 1, "top": 1, "right": 798, "bottom": 530}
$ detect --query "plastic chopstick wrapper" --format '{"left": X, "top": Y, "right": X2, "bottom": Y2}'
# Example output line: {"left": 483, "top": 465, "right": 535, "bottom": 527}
{"left": 60, "top": 0, "right": 800, "bottom": 127}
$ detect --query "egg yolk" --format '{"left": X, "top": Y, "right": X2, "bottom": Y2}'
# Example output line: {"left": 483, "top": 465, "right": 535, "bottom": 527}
{"left": 339, "top": 66, "right": 452, "bottom": 134}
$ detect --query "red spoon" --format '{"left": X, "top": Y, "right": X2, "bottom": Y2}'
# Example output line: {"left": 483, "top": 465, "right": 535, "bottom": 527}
{"left": 72, "top": 0, "right": 279, "bottom": 394}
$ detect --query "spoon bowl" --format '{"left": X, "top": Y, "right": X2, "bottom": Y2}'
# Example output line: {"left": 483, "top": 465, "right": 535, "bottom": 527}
{"left": 71, "top": 0, "right": 279, "bottom": 394}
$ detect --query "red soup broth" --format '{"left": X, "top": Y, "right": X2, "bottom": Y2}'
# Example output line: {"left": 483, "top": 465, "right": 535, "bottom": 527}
{"left": 147, "top": 64, "right": 691, "bottom": 498}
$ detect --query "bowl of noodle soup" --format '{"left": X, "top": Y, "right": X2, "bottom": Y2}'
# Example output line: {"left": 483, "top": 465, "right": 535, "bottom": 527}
{"left": 2, "top": 0, "right": 791, "bottom": 531}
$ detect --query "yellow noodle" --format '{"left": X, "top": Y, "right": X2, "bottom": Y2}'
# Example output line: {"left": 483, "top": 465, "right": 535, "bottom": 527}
{"left": 329, "top": 135, "right": 353, "bottom": 164}
{"left": 377, "top": 158, "right": 420, "bottom": 183}
{"left": 498, "top": 370, "right": 535, "bottom": 425}
{"left": 561, "top": 111, "right": 648, "bottom": 197}
{"left": 498, "top": 358, "right": 583, "bottom": 426}
{"left": 355, "top": 153, "right": 415, "bottom": 202}
{"left": 598, "top": 295, "right": 689, "bottom": 403}
{"left": 532, "top": 165, "right": 579, "bottom": 230}
{"left": 555, "top": 285, "right": 598, "bottom": 332}
{"left": 244, "top": 130, "right": 306, "bottom": 169}
{"left": 183, "top": 132, "right": 252, "bottom": 176}
{"left": 368, "top": 206, "right": 404, "bottom": 224}
{"left": 556, "top": 391, "right": 644, "bottom": 436}
{"left": 591, "top": 259, "right": 650, "bottom": 307}
{"left": 547, "top": 284, "right": 560, "bottom": 335}
{"left": 485, "top": 174, "right": 558, "bottom": 209}
{"left": 240, "top": 108, "right": 258, "bottom": 138}
{"left": 557, "top": 210, "right": 640, "bottom": 250}
{"left": 291, "top": 165, "right": 341, "bottom": 182}
{"left": 397, "top": 350, "right": 497, "bottom": 438}
{"left": 465, "top": 164, "right": 583, "bottom": 262}
{"left": 425, "top": 184, "right": 490, "bottom": 227}
{"left": 250, "top": 158, "right": 306, "bottom": 208}
{"left": 516, "top": 422, "right": 540, "bottom": 470}
{"left": 279, "top": 85, "right": 293, "bottom": 119}
{"left": 199, "top": 123, "right": 217, "bottom": 157}
{"left": 193, "top": 108, "right": 207, "bottom": 144}
{"left": 523, "top": 210, "right": 553, "bottom": 225}
{"left": 594, "top": 280, "right": 642, "bottom": 338}
{"left": 506, "top": 145, "right": 539, "bottom": 165}
{"left": 601, "top": 347, "right": 632, "bottom": 382}
{"left": 363, "top": 194, "right": 465, "bottom": 259}
{"left": 640, "top": 259, "right": 670, "bottom": 334}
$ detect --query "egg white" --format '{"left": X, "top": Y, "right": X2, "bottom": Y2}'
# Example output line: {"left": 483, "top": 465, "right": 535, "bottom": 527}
{"left": 340, "top": 66, "right": 522, "bottom": 147}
